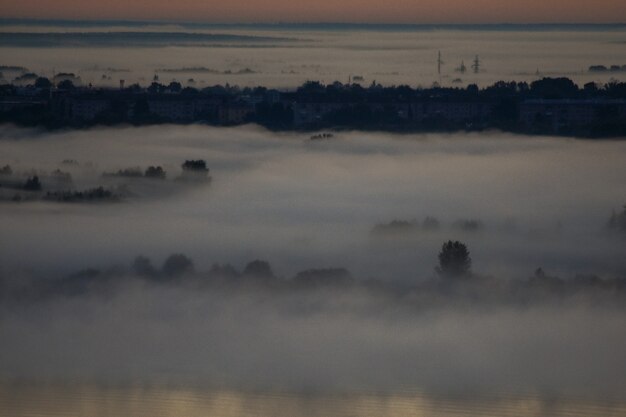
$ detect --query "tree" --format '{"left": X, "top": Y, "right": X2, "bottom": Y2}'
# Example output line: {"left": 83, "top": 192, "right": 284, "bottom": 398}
{"left": 23, "top": 176, "right": 42, "bottom": 191}
{"left": 145, "top": 166, "right": 166, "bottom": 179}
{"left": 181, "top": 159, "right": 209, "bottom": 181}
{"left": 132, "top": 255, "right": 157, "bottom": 278}
{"left": 34, "top": 77, "right": 52, "bottom": 89}
{"left": 57, "top": 79, "right": 75, "bottom": 90}
{"left": 436, "top": 240, "right": 472, "bottom": 278}
{"left": 466, "top": 84, "right": 479, "bottom": 94}
{"left": 607, "top": 206, "right": 626, "bottom": 232}
{"left": 147, "top": 82, "right": 164, "bottom": 94}
{"left": 530, "top": 77, "right": 579, "bottom": 99}
{"left": 168, "top": 81, "right": 182, "bottom": 93}
{"left": 583, "top": 82, "right": 599, "bottom": 95}
{"left": 0, "top": 165, "right": 12, "bottom": 176}
{"left": 422, "top": 216, "right": 440, "bottom": 231}
{"left": 182, "top": 160, "right": 208, "bottom": 172}
{"left": 161, "top": 254, "right": 194, "bottom": 278}
{"left": 243, "top": 260, "right": 275, "bottom": 281}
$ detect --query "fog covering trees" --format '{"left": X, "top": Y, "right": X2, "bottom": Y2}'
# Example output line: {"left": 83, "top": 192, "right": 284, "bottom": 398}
{"left": 2, "top": 247, "right": 625, "bottom": 309}
{"left": 1, "top": 125, "right": 626, "bottom": 401}
{"left": 608, "top": 205, "right": 626, "bottom": 233}
{"left": 161, "top": 253, "right": 195, "bottom": 278}
{"left": 0, "top": 158, "right": 207, "bottom": 203}
{"left": 2, "top": 248, "right": 626, "bottom": 401}
{"left": 1, "top": 124, "right": 625, "bottom": 281}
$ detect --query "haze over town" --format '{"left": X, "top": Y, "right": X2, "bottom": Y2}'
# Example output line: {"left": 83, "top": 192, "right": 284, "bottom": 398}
{"left": 1, "top": 5, "right": 626, "bottom": 417}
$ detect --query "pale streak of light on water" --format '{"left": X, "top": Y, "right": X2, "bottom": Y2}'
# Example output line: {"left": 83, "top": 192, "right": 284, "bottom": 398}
{"left": 1, "top": 383, "right": 626, "bottom": 417}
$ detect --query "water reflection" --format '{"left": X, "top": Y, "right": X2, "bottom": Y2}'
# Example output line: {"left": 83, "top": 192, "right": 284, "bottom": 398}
{"left": 2, "top": 382, "right": 625, "bottom": 417}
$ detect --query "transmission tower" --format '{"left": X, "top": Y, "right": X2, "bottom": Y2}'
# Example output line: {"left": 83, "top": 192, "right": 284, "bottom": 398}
{"left": 472, "top": 55, "right": 481, "bottom": 74}
{"left": 437, "top": 51, "right": 444, "bottom": 76}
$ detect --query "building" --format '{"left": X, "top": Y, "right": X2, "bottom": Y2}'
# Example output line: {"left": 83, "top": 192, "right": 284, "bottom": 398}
{"left": 520, "top": 99, "right": 626, "bottom": 132}
{"left": 411, "top": 101, "right": 494, "bottom": 124}
{"left": 292, "top": 102, "right": 346, "bottom": 126}
{"left": 0, "top": 97, "right": 46, "bottom": 112}
{"left": 64, "top": 96, "right": 111, "bottom": 121}
{"left": 218, "top": 102, "right": 256, "bottom": 125}
{"left": 147, "top": 97, "right": 196, "bottom": 122}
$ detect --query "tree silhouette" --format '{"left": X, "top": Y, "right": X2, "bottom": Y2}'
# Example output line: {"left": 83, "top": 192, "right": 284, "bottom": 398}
{"left": 436, "top": 240, "right": 472, "bottom": 278}
{"left": 57, "top": 79, "right": 75, "bottom": 90}
{"left": 34, "top": 77, "right": 52, "bottom": 89}
{"left": 180, "top": 159, "right": 209, "bottom": 181}
{"left": 182, "top": 160, "right": 208, "bottom": 172}
{"left": 607, "top": 206, "right": 626, "bottom": 232}
{"left": 23, "top": 176, "right": 42, "bottom": 191}
{"left": 145, "top": 166, "right": 166, "bottom": 179}
{"left": 243, "top": 260, "right": 275, "bottom": 281}
{"left": 422, "top": 216, "right": 440, "bottom": 231}
{"left": 168, "top": 81, "right": 182, "bottom": 93}
{"left": 132, "top": 256, "right": 157, "bottom": 278}
{"left": 161, "top": 254, "right": 194, "bottom": 278}
{"left": 530, "top": 77, "right": 578, "bottom": 99}
{"left": 0, "top": 165, "right": 12, "bottom": 176}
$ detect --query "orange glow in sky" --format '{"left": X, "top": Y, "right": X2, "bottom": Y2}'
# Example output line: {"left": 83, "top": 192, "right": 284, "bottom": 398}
{"left": 2, "top": 0, "right": 626, "bottom": 23}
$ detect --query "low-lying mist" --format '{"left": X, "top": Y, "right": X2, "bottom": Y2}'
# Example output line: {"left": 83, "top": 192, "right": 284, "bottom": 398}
{"left": 3, "top": 25, "right": 626, "bottom": 88}
{"left": 1, "top": 124, "right": 624, "bottom": 281}
{"left": 2, "top": 265, "right": 626, "bottom": 398}
{"left": 1, "top": 124, "right": 626, "bottom": 399}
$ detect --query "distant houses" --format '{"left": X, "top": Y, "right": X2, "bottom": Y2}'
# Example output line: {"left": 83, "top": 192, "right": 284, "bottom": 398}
{"left": 47, "top": 90, "right": 260, "bottom": 124}
{"left": 1, "top": 77, "right": 626, "bottom": 136}
{"left": 293, "top": 102, "right": 345, "bottom": 126}
{"left": 147, "top": 96, "right": 196, "bottom": 121}
{"left": 0, "top": 96, "right": 47, "bottom": 113}
{"left": 63, "top": 95, "right": 111, "bottom": 121}
{"left": 293, "top": 100, "right": 495, "bottom": 127}
{"left": 55, "top": 93, "right": 220, "bottom": 123}
{"left": 410, "top": 100, "right": 494, "bottom": 124}
{"left": 218, "top": 101, "right": 256, "bottom": 125}
{"left": 519, "top": 99, "right": 626, "bottom": 133}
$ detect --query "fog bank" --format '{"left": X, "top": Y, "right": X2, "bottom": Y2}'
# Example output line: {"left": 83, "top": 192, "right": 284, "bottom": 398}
{"left": 1, "top": 124, "right": 625, "bottom": 282}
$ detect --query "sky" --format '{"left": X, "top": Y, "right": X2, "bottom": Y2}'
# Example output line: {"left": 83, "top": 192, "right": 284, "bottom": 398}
{"left": 1, "top": 0, "right": 626, "bottom": 24}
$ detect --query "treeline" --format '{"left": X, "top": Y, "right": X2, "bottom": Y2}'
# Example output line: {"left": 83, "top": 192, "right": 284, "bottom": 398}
{"left": 3, "top": 242, "right": 625, "bottom": 310}
{"left": 294, "top": 77, "right": 626, "bottom": 101}
{"left": 372, "top": 207, "right": 626, "bottom": 237}
{"left": 3, "top": 76, "right": 626, "bottom": 102}
{"left": 0, "top": 159, "right": 210, "bottom": 203}
{"left": 1, "top": 77, "right": 626, "bottom": 136}
{"left": 372, "top": 217, "right": 483, "bottom": 236}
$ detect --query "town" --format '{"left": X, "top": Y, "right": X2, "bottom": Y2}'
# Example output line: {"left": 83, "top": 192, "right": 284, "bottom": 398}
{"left": 1, "top": 75, "right": 626, "bottom": 137}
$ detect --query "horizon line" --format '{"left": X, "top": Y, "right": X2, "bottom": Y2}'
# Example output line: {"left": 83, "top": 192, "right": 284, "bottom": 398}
{"left": 2, "top": 18, "right": 626, "bottom": 27}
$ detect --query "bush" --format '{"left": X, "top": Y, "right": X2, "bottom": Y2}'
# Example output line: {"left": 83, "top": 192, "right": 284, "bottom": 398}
{"left": 145, "top": 166, "right": 166, "bottom": 179}
{"left": 23, "top": 176, "right": 42, "bottom": 191}
{"left": 161, "top": 254, "right": 195, "bottom": 278}
{"left": 608, "top": 206, "right": 626, "bottom": 233}
{"left": 243, "top": 260, "right": 275, "bottom": 281}
{"left": 436, "top": 240, "right": 472, "bottom": 278}
{"left": 180, "top": 160, "right": 209, "bottom": 181}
